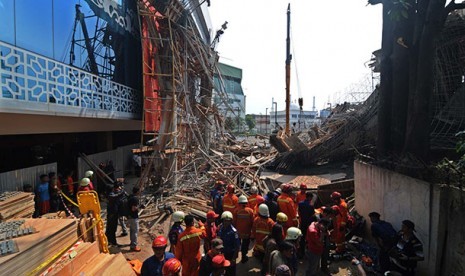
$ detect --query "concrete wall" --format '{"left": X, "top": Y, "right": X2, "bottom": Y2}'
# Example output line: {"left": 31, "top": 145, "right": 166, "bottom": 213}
{"left": 354, "top": 161, "right": 441, "bottom": 275}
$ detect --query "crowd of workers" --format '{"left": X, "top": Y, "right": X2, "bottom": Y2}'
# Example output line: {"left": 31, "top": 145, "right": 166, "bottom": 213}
{"left": 33, "top": 169, "right": 424, "bottom": 276}
{"left": 137, "top": 180, "right": 424, "bottom": 276}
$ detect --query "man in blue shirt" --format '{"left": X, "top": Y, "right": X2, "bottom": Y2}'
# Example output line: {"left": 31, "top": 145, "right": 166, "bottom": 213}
{"left": 35, "top": 174, "right": 50, "bottom": 216}
{"left": 217, "top": 211, "right": 240, "bottom": 276}
{"left": 141, "top": 235, "right": 174, "bottom": 276}
{"left": 369, "top": 212, "right": 397, "bottom": 273}
{"left": 297, "top": 191, "right": 316, "bottom": 258}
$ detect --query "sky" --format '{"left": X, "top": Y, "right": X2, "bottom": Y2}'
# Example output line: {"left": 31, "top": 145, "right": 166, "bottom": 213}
{"left": 207, "top": 0, "right": 383, "bottom": 114}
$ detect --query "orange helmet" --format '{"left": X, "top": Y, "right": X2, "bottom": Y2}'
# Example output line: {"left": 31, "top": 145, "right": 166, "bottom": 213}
{"left": 227, "top": 184, "right": 235, "bottom": 193}
{"left": 162, "top": 258, "right": 182, "bottom": 275}
{"left": 152, "top": 235, "right": 168, "bottom": 248}
{"left": 300, "top": 183, "right": 307, "bottom": 190}
{"left": 330, "top": 191, "right": 341, "bottom": 200}
{"left": 282, "top": 184, "right": 292, "bottom": 193}
{"left": 207, "top": 210, "right": 219, "bottom": 220}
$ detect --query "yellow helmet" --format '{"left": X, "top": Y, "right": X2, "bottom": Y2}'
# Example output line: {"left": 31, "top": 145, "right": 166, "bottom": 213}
{"left": 276, "top": 212, "right": 288, "bottom": 223}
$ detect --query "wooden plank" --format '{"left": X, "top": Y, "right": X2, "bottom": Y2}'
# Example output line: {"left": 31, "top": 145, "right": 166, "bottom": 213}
{"left": 51, "top": 242, "right": 99, "bottom": 276}
{"left": 100, "top": 253, "right": 136, "bottom": 276}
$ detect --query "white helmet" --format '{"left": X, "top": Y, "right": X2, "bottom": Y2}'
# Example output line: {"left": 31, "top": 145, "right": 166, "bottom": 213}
{"left": 85, "top": 170, "right": 94, "bottom": 178}
{"left": 286, "top": 227, "right": 303, "bottom": 240}
{"left": 172, "top": 211, "right": 185, "bottom": 223}
{"left": 80, "top": 178, "right": 90, "bottom": 187}
{"left": 258, "top": 204, "right": 269, "bottom": 217}
{"left": 221, "top": 211, "right": 233, "bottom": 220}
{"left": 238, "top": 195, "right": 248, "bottom": 204}
{"left": 250, "top": 186, "right": 258, "bottom": 194}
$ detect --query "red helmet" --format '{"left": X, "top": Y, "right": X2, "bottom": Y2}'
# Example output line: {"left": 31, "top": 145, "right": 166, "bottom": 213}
{"left": 282, "top": 184, "right": 292, "bottom": 193}
{"left": 207, "top": 210, "right": 219, "bottom": 219}
{"left": 299, "top": 183, "right": 307, "bottom": 190}
{"left": 256, "top": 196, "right": 265, "bottom": 206}
{"left": 331, "top": 205, "right": 340, "bottom": 213}
{"left": 152, "top": 235, "right": 168, "bottom": 248}
{"left": 162, "top": 258, "right": 182, "bottom": 275}
{"left": 227, "top": 184, "right": 235, "bottom": 193}
{"left": 330, "top": 191, "right": 341, "bottom": 200}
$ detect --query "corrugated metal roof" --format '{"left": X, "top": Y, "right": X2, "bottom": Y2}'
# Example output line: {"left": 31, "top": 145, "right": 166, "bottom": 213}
{"left": 217, "top": 63, "right": 242, "bottom": 80}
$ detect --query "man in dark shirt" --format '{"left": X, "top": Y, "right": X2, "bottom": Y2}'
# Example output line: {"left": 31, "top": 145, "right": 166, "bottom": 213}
{"left": 128, "top": 186, "right": 141, "bottom": 251}
{"left": 199, "top": 238, "right": 223, "bottom": 276}
{"left": 389, "top": 220, "right": 424, "bottom": 276}
{"left": 298, "top": 192, "right": 316, "bottom": 258}
{"left": 264, "top": 191, "right": 279, "bottom": 221}
{"left": 369, "top": 212, "right": 397, "bottom": 272}
{"left": 141, "top": 235, "right": 174, "bottom": 276}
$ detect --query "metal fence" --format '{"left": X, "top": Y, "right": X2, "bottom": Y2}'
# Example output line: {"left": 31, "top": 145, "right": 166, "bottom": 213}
{"left": 77, "top": 144, "right": 138, "bottom": 181}
{"left": 0, "top": 163, "right": 57, "bottom": 192}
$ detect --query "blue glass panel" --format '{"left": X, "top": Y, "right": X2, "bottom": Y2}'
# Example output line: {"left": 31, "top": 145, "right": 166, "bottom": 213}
{"left": 53, "top": 0, "right": 80, "bottom": 63}
{"left": 15, "top": 0, "right": 53, "bottom": 58}
{"left": 0, "top": 0, "right": 15, "bottom": 44}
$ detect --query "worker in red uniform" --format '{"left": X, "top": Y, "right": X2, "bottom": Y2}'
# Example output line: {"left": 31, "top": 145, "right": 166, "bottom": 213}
{"left": 222, "top": 184, "right": 238, "bottom": 214}
{"left": 251, "top": 204, "right": 275, "bottom": 259}
{"left": 277, "top": 184, "right": 299, "bottom": 228}
{"left": 234, "top": 195, "right": 254, "bottom": 263}
{"left": 253, "top": 196, "right": 265, "bottom": 217}
{"left": 204, "top": 210, "right": 219, "bottom": 253}
{"left": 330, "top": 191, "right": 348, "bottom": 254}
{"left": 247, "top": 186, "right": 263, "bottom": 211}
{"left": 295, "top": 183, "right": 307, "bottom": 205}
{"left": 175, "top": 215, "right": 206, "bottom": 276}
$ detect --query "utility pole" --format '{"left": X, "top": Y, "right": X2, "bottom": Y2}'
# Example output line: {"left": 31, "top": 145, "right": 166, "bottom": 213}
{"left": 285, "top": 3, "right": 292, "bottom": 135}
{"left": 265, "top": 107, "right": 268, "bottom": 134}
{"left": 272, "top": 100, "right": 278, "bottom": 129}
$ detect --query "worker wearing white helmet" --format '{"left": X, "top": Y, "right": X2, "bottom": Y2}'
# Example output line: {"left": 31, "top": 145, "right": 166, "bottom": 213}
{"left": 251, "top": 204, "right": 275, "bottom": 257}
{"left": 78, "top": 178, "right": 93, "bottom": 192}
{"left": 218, "top": 211, "right": 240, "bottom": 275}
{"left": 83, "top": 171, "right": 95, "bottom": 190}
{"left": 169, "top": 211, "right": 185, "bottom": 253}
{"left": 235, "top": 195, "right": 254, "bottom": 263}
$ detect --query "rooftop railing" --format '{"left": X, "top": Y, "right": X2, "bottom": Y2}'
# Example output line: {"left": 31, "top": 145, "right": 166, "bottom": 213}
{"left": 0, "top": 41, "right": 141, "bottom": 120}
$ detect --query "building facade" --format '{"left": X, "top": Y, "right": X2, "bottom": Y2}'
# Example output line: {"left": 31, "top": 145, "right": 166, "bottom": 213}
{"left": 213, "top": 62, "right": 246, "bottom": 130}
{"left": 0, "top": 0, "right": 212, "bottom": 173}
{"left": 271, "top": 103, "right": 320, "bottom": 132}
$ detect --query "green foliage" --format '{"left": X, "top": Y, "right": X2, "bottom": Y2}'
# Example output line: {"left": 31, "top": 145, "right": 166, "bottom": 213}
{"left": 435, "top": 131, "right": 465, "bottom": 185}
{"left": 245, "top": 115, "right": 256, "bottom": 131}
{"left": 224, "top": 117, "right": 236, "bottom": 131}
{"left": 388, "top": 0, "right": 412, "bottom": 21}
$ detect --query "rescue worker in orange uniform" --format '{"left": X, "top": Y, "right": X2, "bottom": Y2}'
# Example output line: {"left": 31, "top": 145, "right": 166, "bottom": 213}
{"left": 175, "top": 215, "right": 206, "bottom": 276}
{"left": 247, "top": 186, "right": 264, "bottom": 211}
{"left": 251, "top": 204, "right": 275, "bottom": 260}
{"left": 222, "top": 184, "right": 238, "bottom": 214}
{"left": 295, "top": 183, "right": 307, "bottom": 205}
{"left": 234, "top": 195, "right": 254, "bottom": 263}
{"left": 330, "top": 191, "right": 349, "bottom": 254}
{"left": 277, "top": 184, "right": 299, "bottom": 228}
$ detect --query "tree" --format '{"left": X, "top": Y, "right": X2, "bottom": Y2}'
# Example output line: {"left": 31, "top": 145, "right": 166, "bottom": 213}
{"left": 245, "top": 114, "right": 256, "bottom": 131}
{"left": 224, "top": 117, "right": 236, "bottom": 132}
{"left": 369, "top": 0, "right": 465, "bottom": 163}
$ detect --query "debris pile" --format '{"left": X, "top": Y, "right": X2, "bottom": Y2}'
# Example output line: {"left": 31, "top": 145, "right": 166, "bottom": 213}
{"left": 269, "top": 89, "right": 379, "bottom": 173}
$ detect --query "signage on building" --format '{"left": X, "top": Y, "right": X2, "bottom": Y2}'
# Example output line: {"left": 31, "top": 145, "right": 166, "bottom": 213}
{"left": 84, "top": 0, "right": 137, "bottom": 36}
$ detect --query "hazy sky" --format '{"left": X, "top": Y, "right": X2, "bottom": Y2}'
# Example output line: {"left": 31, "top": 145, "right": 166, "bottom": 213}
{"left": 208, "top": 0, "right": 382, "bottom": 114}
